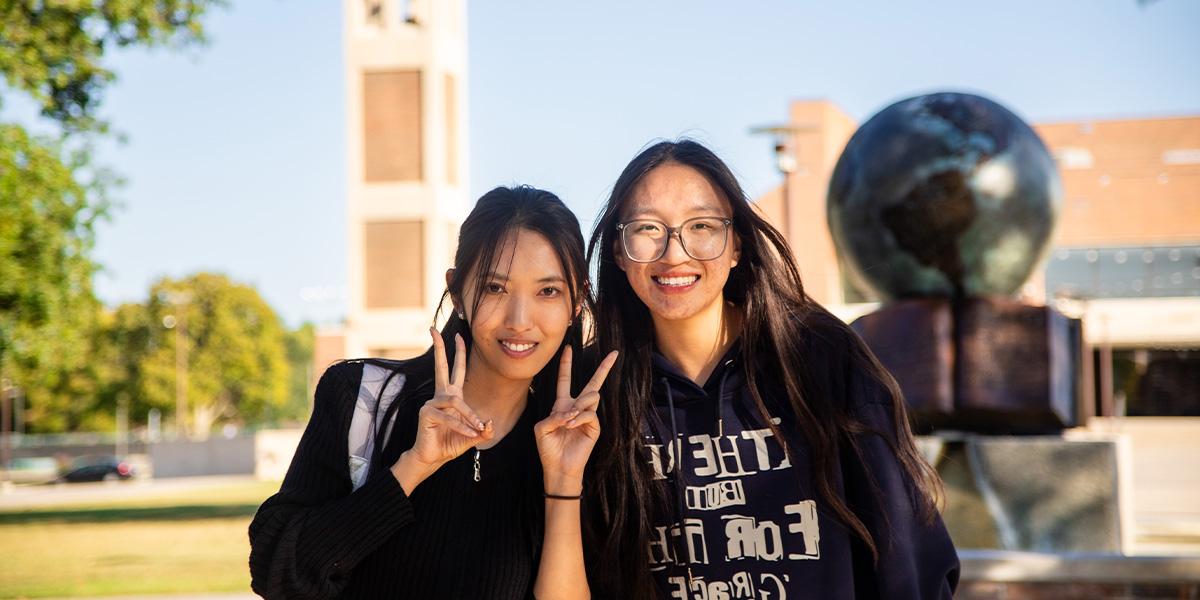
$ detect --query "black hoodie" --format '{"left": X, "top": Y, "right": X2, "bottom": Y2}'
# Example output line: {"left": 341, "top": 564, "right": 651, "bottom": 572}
{"left": 642, "top": 313, "right": 959, "bottom": 599}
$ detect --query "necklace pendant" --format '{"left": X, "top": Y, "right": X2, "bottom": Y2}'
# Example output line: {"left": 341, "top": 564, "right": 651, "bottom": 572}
{"left": 473, "top": 449, "right": 481, "bottom": 482}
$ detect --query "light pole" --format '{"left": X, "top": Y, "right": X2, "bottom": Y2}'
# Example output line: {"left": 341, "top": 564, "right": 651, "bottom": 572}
{"left": 749, "top": 124, "right": 816, "bottom": 244}
{"left": 163, "top": 290, "right": 192, "bottom": 439}
{"left": 13, "top": 385, "right": 23, "bottom": 436}
{"left": 1, "top": 377, "right": 11, "bottom": 488}
{"left": 115, "top": 392, "right": 129, "bottom": 459}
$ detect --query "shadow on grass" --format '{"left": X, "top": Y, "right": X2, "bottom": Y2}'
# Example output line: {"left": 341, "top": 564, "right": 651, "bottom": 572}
{"left": 0, "top": 503, "right": 261, "bottom": 525}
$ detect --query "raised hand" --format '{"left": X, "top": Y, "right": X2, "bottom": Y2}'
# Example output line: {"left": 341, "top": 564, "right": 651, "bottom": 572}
{"left": 391, "top": 329, "right": 493, "bottom": 493}
{"left": 533, "top": 347, "right": 618, "bottom": 495}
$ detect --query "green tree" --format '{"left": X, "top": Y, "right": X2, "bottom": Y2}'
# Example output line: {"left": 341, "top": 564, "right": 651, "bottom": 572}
{"left": 279, "top": 322, "right": 315, "bottom": 425}
{"left": 0, "top": 124, "right": 108, "bottom": 431}
{"left": 0, "top": 1, "right": 222, "bottom": 430}
{"left": 136, "top": 273, "right": 290, "bottom": 438}
{"left": 1, "top": 1, "right": 223, "bottom": 133}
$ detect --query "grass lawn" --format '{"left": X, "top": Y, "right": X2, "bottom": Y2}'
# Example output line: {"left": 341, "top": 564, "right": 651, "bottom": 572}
{"left": 0, "top": 479, "right": 280, "bottom": 598}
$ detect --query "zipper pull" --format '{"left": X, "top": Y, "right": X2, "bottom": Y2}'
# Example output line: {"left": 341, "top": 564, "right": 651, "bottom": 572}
{"left": 473, "top": 449, "right": 481, "bottom": 482}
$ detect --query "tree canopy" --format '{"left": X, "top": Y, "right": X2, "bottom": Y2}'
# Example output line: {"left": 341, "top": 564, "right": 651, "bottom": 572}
{"left": 0, "top": 1, "right": 224, "bottom": 133}
{"left": 0, "top": 123, "right": 106, "bottom": 429}
{"left": 130, "top": 273, "right": 293, "bottom": 437}
{"left": 1, "top": 1, "right": 231, "bottom": 434}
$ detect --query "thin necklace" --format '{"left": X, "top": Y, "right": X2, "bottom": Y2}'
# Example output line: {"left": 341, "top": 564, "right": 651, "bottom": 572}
{"left": 472, "top": 386, "right": 532, "bottom": 483}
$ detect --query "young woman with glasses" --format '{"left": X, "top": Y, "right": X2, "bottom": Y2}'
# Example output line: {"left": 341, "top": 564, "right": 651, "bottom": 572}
{"left": 582, "top": 140, "right": 959, "bottom": 599}
{"left": 249, "top": 186, "right": 616, "bottom": 599}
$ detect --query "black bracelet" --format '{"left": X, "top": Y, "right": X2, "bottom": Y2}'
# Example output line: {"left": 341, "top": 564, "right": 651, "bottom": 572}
{"left": 544, "top": 492, "right": 582, "bottom": 500}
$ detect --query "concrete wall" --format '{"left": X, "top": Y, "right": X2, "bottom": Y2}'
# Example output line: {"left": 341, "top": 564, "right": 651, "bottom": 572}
{"left": 147, "top": 436, "right": 256, "bottom": 478}
{"left": 958, "top": 550, "right": 1200, "bottom": 598}
{"left": 255, "top": 429, "right": 304, "bottom": 481}
{"left": 1080, "top": 417, "right": 1200, "bottom": 555}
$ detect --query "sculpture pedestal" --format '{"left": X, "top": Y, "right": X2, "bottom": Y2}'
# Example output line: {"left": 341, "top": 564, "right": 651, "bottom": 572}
{"left": 852, "top": 296, "right": 1085, "bottom": 433}
{"left": 929, "top": 434, "right": 1132, "bottom": 554}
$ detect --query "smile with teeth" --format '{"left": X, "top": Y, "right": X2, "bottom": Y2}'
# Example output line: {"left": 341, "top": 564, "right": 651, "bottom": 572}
{"left": 500, "top": 340, "right": 537, "bottom": 352}
{"left": 653, "top": 275, "right": 700, "bottom": 287}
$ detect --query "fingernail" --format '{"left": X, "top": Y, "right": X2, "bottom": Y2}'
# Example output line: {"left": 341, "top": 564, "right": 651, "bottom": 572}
{"left": 569, "top": 410, "right": 580, "bottom": 418}
{"left": 567, "top": 419, "right": 577, "bottom": 427}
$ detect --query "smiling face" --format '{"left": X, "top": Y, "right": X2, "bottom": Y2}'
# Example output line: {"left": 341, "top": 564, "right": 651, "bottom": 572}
{"left": 457, "top": 228, "right": 575, "bottom": 384}
{"left": 616, "top": 162, "right": 740, "bottom": 324}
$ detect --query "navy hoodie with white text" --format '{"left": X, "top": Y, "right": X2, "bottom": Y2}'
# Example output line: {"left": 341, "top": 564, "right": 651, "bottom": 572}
{"left": 642, "top": 313, "right": 959, "bottom": 599}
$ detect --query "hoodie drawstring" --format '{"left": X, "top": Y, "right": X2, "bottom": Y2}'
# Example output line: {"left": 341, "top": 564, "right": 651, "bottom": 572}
{"left": 660, "top": 358, "right": 735, "bottom": 584}
{"left": 715, "top": 359, "right": 733, "bottom": 438}
{"left": 662, "top": 377, "right": 693, "bottom": 583}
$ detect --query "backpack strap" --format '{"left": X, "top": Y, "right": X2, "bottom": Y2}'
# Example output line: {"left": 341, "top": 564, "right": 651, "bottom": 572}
{"left": 349, "top": 362, "right": 408, "bottom": 491}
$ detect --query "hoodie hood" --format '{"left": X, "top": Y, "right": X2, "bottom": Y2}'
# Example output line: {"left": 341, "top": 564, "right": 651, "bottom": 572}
{"left": 650, "top": 340, "right": 743, "bottom": 436}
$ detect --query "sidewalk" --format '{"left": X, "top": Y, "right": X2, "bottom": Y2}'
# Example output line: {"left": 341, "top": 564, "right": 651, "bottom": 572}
{"left": 0, "top": 475, "right": 263, "bottom": 510}
{"left": 42, "top": 595, "right": 258, "bottom": 600}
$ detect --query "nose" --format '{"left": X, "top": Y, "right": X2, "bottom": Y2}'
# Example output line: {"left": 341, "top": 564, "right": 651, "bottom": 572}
{"left": 504, "top": 294, "right": 533, "bottom": 332}
{"left": 658, "top": 230, "right": 690, "bottom": 265}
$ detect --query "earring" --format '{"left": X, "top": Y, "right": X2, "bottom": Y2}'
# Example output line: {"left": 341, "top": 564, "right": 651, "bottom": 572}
{"left": 457, "top": 311, "right": 465, "bottom": 320}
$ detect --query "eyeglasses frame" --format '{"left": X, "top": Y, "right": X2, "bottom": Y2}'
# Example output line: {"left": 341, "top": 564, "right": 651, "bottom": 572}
{"left": 615, "top": 216, "right": 733, "bottom": 263}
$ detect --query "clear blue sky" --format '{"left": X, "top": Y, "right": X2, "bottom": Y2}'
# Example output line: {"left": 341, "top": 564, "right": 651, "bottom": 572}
{"left": 62, "top": 0, "right": 1200, "bottom": 327}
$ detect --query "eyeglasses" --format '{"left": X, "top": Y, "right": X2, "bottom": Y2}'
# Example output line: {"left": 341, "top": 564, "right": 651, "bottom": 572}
{"left": 616, "top": 216, "right": 733, "bottom": 263}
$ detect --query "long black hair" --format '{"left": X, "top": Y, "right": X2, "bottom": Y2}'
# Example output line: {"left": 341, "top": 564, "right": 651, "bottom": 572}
{"left": 584, "top": 140, "right": 940, "bottom": 598}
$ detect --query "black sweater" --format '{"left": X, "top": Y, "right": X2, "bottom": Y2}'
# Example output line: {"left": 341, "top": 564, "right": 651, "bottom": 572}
{"left": 248, "top": 360, "right": 545, "bottom": 600}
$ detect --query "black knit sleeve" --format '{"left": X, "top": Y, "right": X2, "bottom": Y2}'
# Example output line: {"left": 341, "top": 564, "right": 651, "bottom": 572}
{"left": 248, "top": 362, "right": 417, "bottom": 599}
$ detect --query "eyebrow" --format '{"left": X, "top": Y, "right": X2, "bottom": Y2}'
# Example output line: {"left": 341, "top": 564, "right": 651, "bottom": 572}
{"left": 484, "top": 272, "right": 568, "bottom": 285}
{"left": 626, "top": 204, "right": 725, "bottom": 218}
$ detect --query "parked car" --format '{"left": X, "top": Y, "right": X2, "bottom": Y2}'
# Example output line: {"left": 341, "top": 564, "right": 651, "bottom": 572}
{"left": 58, "top": 456, "right": 136, "bottom": 483}
{"left": 4, "top": 457, "right": 59, "bottom": 485}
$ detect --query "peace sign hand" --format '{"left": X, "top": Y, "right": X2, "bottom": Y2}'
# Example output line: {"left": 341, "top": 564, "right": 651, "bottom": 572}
{"left": 391, "top": 329, "right": 493, "bottom": 493}
{"left": 533, "top": 347, "right": 618, "bottom": 495}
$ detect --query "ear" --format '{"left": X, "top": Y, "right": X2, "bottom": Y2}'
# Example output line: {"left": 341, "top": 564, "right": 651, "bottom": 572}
{"left": 613, "top": 241, "right": 627, "bottom": 272}
{"left": 445, "top": 268, "right": 462, "bottom": 315}
{"left": 731, "top": 232, "right": 741, "bottom": 268}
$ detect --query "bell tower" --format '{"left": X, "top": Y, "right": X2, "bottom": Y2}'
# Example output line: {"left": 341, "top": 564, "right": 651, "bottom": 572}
{"left": 341, "top": 0, "right": 468, "bottom": 359}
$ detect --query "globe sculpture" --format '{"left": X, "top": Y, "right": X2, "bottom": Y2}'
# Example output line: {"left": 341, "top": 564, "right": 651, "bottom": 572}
{"left": 832, "top": 92, "right": 1082, "bottom": 434}
{"left": 828, "top": 92, "right": 1062, "bottom": 301}
{"left": 828, "top": 94, "right": 1124, "bottom": 555}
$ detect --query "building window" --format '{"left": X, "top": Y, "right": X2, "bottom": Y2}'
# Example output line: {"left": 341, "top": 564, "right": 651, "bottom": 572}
{"left": 365, "top": 220, "right": 424, "bottom": 308}
{"left": 1046, "top": 244, "right": 1200, "bottom": 300}
{"left": 363, "top": 0, "right": 384, "bottom": 27}
{"left": 1110, "top": 348, "right": 1200, "bottom": 416}
{"left": 363, "top": 70, "right": 423, "bottom": 182}
{"left": 444, "top": 73, "right": 458, "bottom": 185}
{"left": 400, "top": 0, "right": 421, "bottom": 25}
